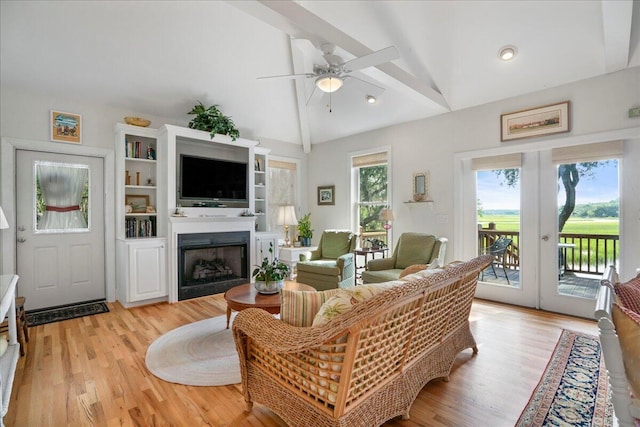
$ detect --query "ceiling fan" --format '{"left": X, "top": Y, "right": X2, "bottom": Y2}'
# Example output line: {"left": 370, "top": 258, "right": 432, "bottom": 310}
{"left": 258, "top": 43, "right": 399, "bottom": 96}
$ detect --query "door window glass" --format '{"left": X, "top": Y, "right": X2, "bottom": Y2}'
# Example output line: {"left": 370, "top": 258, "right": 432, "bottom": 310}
{"left": 476, "top": 168, "right": 521, "bottom": 287}
{"left": 556, "top": 160, "right": 619, "bottom": 297}
{"left": 35, "top": 161, "right": 89, "bottom": 233}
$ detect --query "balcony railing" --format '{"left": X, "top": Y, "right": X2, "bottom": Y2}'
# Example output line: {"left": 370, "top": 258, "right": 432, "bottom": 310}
{"left": 478, "top": 229, "right": 619, "bottom": 276}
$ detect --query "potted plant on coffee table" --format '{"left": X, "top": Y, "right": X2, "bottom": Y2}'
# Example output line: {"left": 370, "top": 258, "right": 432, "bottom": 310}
{"left": 252, "top": 243, "right": 290, "bottom": 294}
{"left": 297, "top": 213, "right": 313, "bottom": 247}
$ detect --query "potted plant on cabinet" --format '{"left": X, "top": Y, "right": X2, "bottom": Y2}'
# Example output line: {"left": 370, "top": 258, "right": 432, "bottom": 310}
{"left": 297, "top": 213, "right": 313, "bottom": 247}
{"left": 187, "top": 101, "right": 240, "bottom": 141}
{"left": 252, "top": 243, "right": 290, "bottom": 294}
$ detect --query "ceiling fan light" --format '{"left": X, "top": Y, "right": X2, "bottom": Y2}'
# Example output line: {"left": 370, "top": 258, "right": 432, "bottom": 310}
{"left": 316, "top": 76, "right": 343, "bottom": 93}
{"left": 498, "top": 45, "right": 517, "bottom": 61}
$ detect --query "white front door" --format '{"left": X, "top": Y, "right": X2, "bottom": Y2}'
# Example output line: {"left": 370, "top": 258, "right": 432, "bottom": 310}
{"left": 16, "top": 150, "right": 105, "bottom": 311}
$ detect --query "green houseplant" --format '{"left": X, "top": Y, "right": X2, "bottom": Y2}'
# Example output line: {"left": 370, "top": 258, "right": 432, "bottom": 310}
{"left": 252, "top": 243, "right": 289, "bottom": 294}
{"left": 297, "top": 213, "right": 313, "bottom": 247}
{"left": 187, "top": 101, "right": 240, "bottom": 141}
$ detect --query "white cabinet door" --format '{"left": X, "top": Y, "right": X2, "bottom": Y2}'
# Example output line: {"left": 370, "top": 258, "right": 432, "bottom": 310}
{"left": 127, "top": 239, "right": 167, "bottom": 302}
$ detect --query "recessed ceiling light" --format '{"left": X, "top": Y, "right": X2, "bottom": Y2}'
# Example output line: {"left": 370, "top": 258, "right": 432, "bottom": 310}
{"left": 498, "top": 45, "right": 518, "bottom": 61}
{"left": 366, "top": 95, "right": 377, "bottom": 104}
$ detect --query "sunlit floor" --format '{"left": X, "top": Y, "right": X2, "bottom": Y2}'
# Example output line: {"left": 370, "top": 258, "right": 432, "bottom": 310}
{"left": 480, "top": 267, "right": 600, "bottom": 299}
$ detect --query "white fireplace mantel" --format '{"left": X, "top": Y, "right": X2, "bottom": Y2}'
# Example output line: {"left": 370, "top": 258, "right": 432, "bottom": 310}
{"left": 167, "top": 215, "right": 256, "bottom": 303}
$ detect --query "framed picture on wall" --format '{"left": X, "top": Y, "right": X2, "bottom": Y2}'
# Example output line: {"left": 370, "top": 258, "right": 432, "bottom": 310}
{"left": 317, "top": 185, "right": 335, "bottom": 206}
{"left": 500, "top": 101, "right": 570, "bottom": 142}
{"left": 50, "top": 110, "right": 82, "bottom": 144}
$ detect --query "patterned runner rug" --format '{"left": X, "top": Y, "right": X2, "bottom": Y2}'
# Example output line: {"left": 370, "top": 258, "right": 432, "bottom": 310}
{"left": 26, "top": 301, "right": 109, "bottom": 327}
{"left": 516, "top": 330, "right": 613, "bottom": 426}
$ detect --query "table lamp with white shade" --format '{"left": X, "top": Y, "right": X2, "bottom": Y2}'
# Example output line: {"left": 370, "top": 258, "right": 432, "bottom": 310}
{"left": 277, "top": 205, "right": 298, "bottom": 248}
{"left": 379, "top": 208, "right": 394, "bottom": 246}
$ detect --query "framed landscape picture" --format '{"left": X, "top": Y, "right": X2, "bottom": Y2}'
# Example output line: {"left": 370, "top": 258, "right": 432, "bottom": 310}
{"left": 317, "top": 185, "right": 335, "bottom": 206}
{"left": 501, "top": 101, "right": 570, "bottom": 142}
{"left": 125, "top": 194, "right": 150, "bottom": 213}
{"left": 50, "top": 110, "right": 82, "bottom": 144}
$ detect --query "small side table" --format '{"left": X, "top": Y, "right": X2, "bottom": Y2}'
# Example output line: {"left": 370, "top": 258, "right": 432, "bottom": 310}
{"left": 354, "top": 248, "right": 388, "bottom": 278}
{"left": 279, "top": 246, "right": 317, "bottom": 279}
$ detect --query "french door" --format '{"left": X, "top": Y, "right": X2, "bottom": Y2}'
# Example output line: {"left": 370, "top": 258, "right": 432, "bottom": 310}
{"left": 538, "top": 148, "right": 619, "bottom": 318}
{"left": 466, "top": 143, "right": 621, "bottom": 318}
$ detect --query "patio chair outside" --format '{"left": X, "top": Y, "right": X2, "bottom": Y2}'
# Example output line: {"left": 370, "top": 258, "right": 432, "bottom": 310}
{"left": 483, "top": 236, "right": 512, "bottom": 285}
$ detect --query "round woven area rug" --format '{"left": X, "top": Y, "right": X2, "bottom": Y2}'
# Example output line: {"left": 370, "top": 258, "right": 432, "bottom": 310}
{"left": 145, "top": 314, "right": 240, "bottom": 386}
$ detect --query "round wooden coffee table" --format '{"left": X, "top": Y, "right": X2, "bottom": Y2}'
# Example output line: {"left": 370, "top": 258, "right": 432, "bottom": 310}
{"left": 224, "top": 281, "right": 315, "bottom": 328}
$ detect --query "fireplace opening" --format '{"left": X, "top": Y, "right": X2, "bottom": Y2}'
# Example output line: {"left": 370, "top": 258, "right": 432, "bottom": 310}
{"left": 178, "top": 231, "right": 249, "bottom": 301}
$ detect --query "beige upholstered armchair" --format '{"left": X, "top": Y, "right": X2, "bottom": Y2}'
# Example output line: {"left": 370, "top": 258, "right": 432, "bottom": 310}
{"left": 361, "top": 232, "right": 447, "bottom": 284}
{"left": 296, "top": 230, "right": 357, "bottom": 291}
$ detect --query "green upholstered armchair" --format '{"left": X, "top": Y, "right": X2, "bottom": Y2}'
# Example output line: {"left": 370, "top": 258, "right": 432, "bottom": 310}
{"left": 296, "top": 230, "right": 357, "bottom": 291}
{"left": 361, "top": 233, "right": 447, "bottom": 284}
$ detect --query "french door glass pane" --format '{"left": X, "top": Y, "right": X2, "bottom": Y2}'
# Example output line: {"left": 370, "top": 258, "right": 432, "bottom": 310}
{"left": 556, "top": 160, "right": 619, "bottom": 298}
{"left": 476, "top": 169, "right": 521, "bottom": 287}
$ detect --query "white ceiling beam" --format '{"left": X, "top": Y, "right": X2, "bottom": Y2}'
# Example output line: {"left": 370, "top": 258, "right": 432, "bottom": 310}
{"left": 290, "top": 38, "right": 312, "bottom": 153}
{"left": 601, "top": 0, "right": 633, "bottom": 73}
{"left": 234, "top": 0, "right": 450, "bottom": 111}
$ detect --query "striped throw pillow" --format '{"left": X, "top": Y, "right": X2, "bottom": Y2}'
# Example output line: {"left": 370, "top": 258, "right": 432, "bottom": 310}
{"left": 280, "top": 288, "right": 342, "bottom": 327}
{"left": 614, "top": 276, "right": 640, "bottom": 314}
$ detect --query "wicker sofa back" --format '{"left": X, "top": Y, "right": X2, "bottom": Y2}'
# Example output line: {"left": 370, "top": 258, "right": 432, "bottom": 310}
{"left": 232, "top": 254, "right": 493, "bottom": 427}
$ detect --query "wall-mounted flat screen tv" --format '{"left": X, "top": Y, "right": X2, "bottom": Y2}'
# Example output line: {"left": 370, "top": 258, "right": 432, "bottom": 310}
{"left": 179, "top": 154, "right": 248, "bottom": 205}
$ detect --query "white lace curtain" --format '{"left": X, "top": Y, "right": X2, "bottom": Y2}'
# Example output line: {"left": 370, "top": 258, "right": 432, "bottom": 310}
{"left": 36, "top": 162, "right": 88, "bottom": 230}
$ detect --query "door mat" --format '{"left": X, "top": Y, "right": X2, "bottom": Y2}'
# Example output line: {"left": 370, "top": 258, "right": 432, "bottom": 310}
{"left": 26, "top": 301, "right": 109, "bottom": 327}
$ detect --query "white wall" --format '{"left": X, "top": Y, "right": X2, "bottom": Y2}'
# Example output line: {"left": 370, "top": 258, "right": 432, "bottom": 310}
{"left": 305, "top": 67, "right": 640, "bottom": 262}
{"left": 1, "top": 68, "right": 638, "bottom": 270}
{"left": 0, "top": 85, "right": 310, "bottom": 272}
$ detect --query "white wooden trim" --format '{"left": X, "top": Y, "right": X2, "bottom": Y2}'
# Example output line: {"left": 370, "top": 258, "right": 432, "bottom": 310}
{"left": 1, "top": 137, "right": 116, "bottom": 302}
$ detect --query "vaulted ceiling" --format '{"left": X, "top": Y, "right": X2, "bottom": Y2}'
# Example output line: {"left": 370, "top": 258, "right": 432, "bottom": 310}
{"left": 1, "top": 1, "right": 637, "bottom": 152}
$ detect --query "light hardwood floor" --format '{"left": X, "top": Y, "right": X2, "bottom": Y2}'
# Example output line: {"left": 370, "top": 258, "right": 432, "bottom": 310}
{"left": 6, "top": 295, "right": 597, "bottom": 427}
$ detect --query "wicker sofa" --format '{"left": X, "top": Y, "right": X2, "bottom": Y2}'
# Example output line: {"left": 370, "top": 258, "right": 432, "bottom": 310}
{"left": 232, "top": 254, "right": 493, "bottom": 427}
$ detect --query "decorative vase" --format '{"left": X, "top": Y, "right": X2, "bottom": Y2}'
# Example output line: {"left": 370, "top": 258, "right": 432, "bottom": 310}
{"left": 254, "top": 280, "right": 284, "bottom": 294}
{"left": 300, "top": 237, "right": 312, "bottom": 247}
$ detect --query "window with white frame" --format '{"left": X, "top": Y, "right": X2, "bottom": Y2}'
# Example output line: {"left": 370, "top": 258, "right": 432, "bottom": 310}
{"left": 351, "top": 150, "right": 390, "bottom": 247}
{"left": 268, "top": 157, "right": 299, "bottom": 239}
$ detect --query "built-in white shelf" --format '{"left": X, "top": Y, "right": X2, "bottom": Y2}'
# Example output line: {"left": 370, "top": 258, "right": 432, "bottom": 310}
{"left": 125, "top": 185, "right": 157, "bottom": 189}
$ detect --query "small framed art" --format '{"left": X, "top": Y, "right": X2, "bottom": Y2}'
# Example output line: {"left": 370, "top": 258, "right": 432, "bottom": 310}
{"left": 317, "top": 185, "right": 335, "bottom": 206}
{"left": 125, "top": 194, "right": 150, "bottom": 213}
{"left": 50, "top": 110, "right": 82, "bottom": 144}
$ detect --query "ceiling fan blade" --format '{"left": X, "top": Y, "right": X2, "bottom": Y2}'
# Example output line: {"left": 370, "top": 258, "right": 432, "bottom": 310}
{"left": 306, "top": 84, "right": 325, "bottom": 106}
{"left": 345, "top": 75, "right": 386, "bottom": 96}
{"left": 257, "top": 73, "right": 315, "bottom": 80}
{"left": 341, "top": 46, "right": 399, "bottom": 73}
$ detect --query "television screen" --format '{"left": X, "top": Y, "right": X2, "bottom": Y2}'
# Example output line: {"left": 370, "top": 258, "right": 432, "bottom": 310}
{"left": 179, "top": 155, "right": 247, "bottom": 202}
